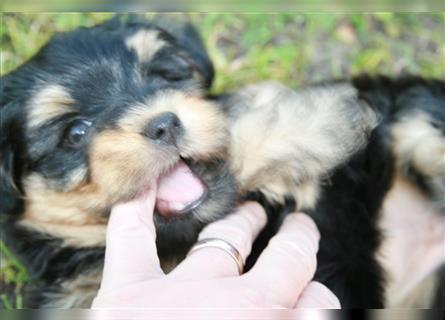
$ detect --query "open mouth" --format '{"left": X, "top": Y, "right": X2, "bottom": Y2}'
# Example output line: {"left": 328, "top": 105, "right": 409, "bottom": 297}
{"left": 155, "top": 159, "right": 208, "bottom": 217}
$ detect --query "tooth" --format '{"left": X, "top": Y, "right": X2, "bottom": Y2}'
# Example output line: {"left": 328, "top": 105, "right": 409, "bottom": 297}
{"left": 171, "top": 202, "right": 188, "bottom": 211}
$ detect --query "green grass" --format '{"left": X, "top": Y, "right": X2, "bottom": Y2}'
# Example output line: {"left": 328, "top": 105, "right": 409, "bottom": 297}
{"left": 0, "top": 240, "right": 28, "bottom": 309}
{"left": 1, "top": 12, "right": 444, "bottom": 308}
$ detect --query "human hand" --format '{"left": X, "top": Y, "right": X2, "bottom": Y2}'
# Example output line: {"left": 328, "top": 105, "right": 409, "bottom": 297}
{"left": 92, "top": 185, "right": 340, "bottom": 309}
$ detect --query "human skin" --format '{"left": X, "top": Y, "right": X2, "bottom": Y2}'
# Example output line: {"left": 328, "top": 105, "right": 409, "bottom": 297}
{"left": 92, "top": 185, "right": 340, "bottom": 309}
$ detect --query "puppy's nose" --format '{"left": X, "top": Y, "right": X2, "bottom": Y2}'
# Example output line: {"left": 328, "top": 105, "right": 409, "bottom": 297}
{"left": 144, "top": 112, "right": 183, "bottom": 146}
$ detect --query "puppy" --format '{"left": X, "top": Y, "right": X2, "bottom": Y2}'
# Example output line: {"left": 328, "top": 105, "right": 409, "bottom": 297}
{"left": 1, "top": 16, "right": 236, "bottom": 307}
{"left": 1, "top": 16, "right": 444, "bottom": 308}
{"left": 219, "top": 78, "right": 445, "bottom": 308}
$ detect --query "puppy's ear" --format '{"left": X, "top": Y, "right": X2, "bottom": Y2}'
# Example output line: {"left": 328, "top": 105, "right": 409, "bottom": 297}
{"left": 102, "top": 15, "right": 214, "bottom": 88}
{"left": 152, "top": 16, "right": 215, "bottom": 88}
{"left": 223, "top": 81, "right": 379, "bottom": 209}
{"left": 0, "top": 79, "right": 24, "bottom": 216}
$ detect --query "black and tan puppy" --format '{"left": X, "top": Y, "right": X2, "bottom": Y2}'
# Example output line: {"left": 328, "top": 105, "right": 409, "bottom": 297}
{"left": 1, "top": 16, "right": 236, "bottom": 307}
{"left": 1, "top": 16, "right": 444, "bottom": 308}
{"left": 220, "top": 78, "right": 444, "bottom": 308}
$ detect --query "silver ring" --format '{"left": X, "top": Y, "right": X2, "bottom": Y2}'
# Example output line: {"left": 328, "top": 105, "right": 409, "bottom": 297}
{"left": 187, "top": 238, "right": 244, "bottom": 275}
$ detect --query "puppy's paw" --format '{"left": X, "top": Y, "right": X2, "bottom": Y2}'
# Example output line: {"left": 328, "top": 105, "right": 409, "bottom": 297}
{"left": 222, "top": 81, "right": 379, "bottom": 209}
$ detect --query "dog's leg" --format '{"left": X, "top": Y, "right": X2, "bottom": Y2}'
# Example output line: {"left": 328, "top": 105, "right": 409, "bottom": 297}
{"left": 221, "top": 81, "right": 379, "bottom": 208}
{"left": 221, "top": 81, "right": 385, "bottom": 307}
{"left": 309, "top": 126, "right": 393, "bottom": 308}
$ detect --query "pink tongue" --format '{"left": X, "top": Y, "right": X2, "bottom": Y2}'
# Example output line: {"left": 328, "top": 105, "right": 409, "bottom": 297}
{"left": 156, "top": 160, "right": 205, "bottom": 215}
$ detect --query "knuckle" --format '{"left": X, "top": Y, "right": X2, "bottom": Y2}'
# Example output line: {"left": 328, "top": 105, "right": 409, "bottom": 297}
{"left": 229, "top": 211, "right": 253, "bottom": 230}
{"left": 197, "top": 201, "right": 267, "bottom": 258}
{"left": 235, "top": 204, "right": 264, "bottom": 228}
{"left": 238, "top": 202, "right": 267, "bottom": 226}
{"left": 268, "top": 236, "right": 317, "bottom": 276}
{"left": 242, "top": 201, "right": 266, "bottom": 217}
{"left": 238, "top": 278, "right": 272, "bottom": 307}
{"left": 199, "top": 223, "right": 250, "bottom": 255}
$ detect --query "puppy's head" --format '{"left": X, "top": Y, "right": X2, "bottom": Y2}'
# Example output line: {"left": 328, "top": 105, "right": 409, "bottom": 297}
{"left": 0, "top": 17, "right": 236, "bottom": 248}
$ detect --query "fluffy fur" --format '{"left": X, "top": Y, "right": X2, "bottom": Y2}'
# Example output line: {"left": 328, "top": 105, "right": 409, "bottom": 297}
{"left": 1, "top": 16, "right": 236, "bottom": 307}
{"left": 1, "top": 16, "right": 444, "bottom": 308}
{"left": 220, "top": 76, "right": 445, "bottom": 307}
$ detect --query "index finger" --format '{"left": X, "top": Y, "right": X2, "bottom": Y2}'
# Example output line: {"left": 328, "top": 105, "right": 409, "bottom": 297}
{"left": 244, "top": 213, "right": 320, "bottom": 308}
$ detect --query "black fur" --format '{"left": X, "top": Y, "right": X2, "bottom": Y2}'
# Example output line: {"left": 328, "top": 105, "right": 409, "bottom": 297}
{"left": 4, "top": 225, "right": 104, "bottom": 308}
{"left": 242, "top": 75, "right": 444, "bottom": 308}
{"left": 432, "top": 265, "right": 445, "bottom": 308}
{"left": 0, "top": 16, "right": 227, "bottom": 308}
{"left": 354, "top": 75, "right": 445, "bottom": 209}
{"left": 1, "top": 16, "right": 444, "bottom": 309}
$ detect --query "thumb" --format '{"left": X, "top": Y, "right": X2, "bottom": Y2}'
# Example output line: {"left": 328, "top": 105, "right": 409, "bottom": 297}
{"left": 98, "top": 185, "right": 164, "bottom": 293}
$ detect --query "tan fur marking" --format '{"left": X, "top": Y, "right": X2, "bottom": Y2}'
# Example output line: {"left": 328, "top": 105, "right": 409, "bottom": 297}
{"left": 391, "top": 270, "right": 440, "bottom": 308}
{"left": 19, "top": 220, "right": 106, "bottom": 247}
{"left": 119, "top": 91, "right": 228, "bottom": 160}
{"left": 391, "top": 111, "right": 445, "bottom": 177}
{"left": 20, "top": 130, "right": 163, "bottom": 247}
{"left": 23, "top": 175, "right": 104, "bottom": 225}
{"left": 21, "top": 91, "right": 228, "bottom": 247}
{"left": 293, "top": 180, "right": 320, "bottom": 210}
{"left": 27, "top": 85, "right": 74, "bottom": 128}
{"left": 226, "top": 81, "right": 378, "bottom": 208}
{"left": 21, "top": 174, "right": 107, "bottom": 247}
{"left": 90, "top": 130, "right": 176, "bottom": 201}
{"left": 379, "top": 175, "right": 445, "bottom": 307}
{"left": 125, "top": 29, "right": 166, "bottom": 62}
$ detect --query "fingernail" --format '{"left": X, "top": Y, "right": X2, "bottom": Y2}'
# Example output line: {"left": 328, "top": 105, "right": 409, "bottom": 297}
{"left": 136, "top": 186, "right": 157, "bottom": 228}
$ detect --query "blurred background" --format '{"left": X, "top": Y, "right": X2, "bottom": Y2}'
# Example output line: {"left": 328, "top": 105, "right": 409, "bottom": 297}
{"left": 0, "top": 13, "right": 444, "bottom": 309}
{"left": 2, "top": 13, "right": 444, "bottom": 92}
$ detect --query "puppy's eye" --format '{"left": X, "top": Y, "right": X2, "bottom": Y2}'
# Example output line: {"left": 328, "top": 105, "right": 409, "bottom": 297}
{"left": 149, "top": 55, "right": 192, "bottom": 82}
{"left": 64, "top": 119, "right": 92, "bottom": 147}
{"left": 158, "top": 65, "right": 191, "bottom": 81}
